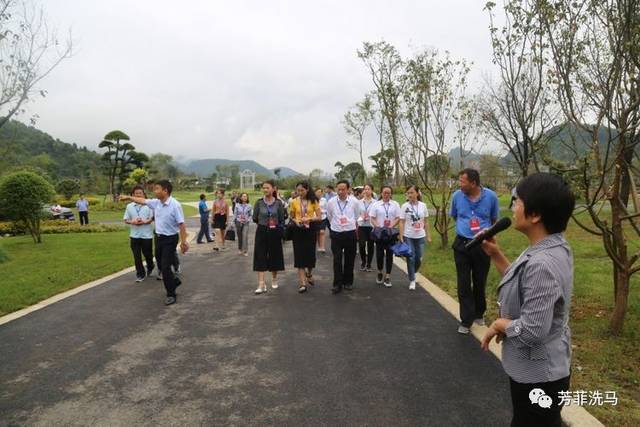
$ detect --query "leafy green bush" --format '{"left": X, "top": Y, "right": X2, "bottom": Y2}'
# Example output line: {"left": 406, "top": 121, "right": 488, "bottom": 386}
{"left": 0, "top": 171, "right": 55, "bottom": 243}
{"left": 56, "top": 179, "right": 80, "bottom": 199}
{"left": 0, "top": 220, "right": 123, "bottom": 235}
{"left": 100, "top": 201, "right": 129, "bottom": 211}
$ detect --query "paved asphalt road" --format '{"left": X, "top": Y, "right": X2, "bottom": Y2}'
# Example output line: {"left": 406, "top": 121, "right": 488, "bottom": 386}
{"left": 0, "top": 221, "right": 512, "bottom": 426}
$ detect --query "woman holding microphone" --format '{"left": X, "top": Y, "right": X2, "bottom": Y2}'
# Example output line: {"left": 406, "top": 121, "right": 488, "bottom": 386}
{"left": 480, "top": 173, "right": 575, "bottom": 427}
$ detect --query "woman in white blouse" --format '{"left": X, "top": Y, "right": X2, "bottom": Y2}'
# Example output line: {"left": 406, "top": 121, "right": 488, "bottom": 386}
{"left": 399, "top": 186, "right": 432, "bottom": 290}
{"left": 370, "top": 186, "right": 402, "bottom": 288}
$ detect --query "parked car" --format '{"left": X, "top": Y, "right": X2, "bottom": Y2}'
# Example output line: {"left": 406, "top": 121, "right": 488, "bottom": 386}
{"left": 42, "top": 205, "right": 75, "bottom": 221}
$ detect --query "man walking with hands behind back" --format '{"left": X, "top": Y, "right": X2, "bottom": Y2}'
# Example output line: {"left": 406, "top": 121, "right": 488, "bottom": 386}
{"left": 450, "top": 169, "right": 499, "bottom": 334}
{"left": 121, "top": 179, "right": 189, "bottom": 306}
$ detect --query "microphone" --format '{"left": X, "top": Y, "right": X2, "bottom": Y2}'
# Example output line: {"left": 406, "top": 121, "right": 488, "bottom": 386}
{"left": 464, "top": 217, "right": 512, "bottom": 251}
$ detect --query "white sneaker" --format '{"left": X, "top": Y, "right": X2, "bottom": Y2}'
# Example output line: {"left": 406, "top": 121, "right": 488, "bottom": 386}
{"left": 383, "top": 278, "right": 392, "bottom": 288}
{"left": 271, "top": 281, "right": 279, "bottom": 289}
{"left": 409, "top": 281, "right": 416, "bottom": 291}
{"left": 457, "top": 325, "right": 470, "bottom": 335}
{"left": 474, "top": 318, "right": 486, "bottom": 326}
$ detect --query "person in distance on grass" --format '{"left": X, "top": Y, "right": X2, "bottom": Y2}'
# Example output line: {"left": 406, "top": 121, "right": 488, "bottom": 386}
{"left": 76, "top": 193, "right": 90, "bottom": 225}
{"left": 123, "top": 185, "right": 155, "bottom": 282}
{"left": 480, "top": 172, "right": 575, "bottom": 427}
{"left": 120, "top": 179, "right": 188, "bottom": 306}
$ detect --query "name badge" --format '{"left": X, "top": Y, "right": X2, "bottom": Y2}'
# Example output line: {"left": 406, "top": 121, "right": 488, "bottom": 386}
{"left": 268, "top": 217, "right": 277, "bottom": 229}
{"left": 239, "top": 215, "right": 246, "bottom": 222}
{"left": 470, "top": 217, "right": 481, "bottom": 233}
{"left": 339, "top": 216, "right": 348, "bottom": 225}
{"left": 412, "top": 221, "right": 423, "bottom": 230}
{"left": 384, "top": 219, "right": 391, "bottom": 228}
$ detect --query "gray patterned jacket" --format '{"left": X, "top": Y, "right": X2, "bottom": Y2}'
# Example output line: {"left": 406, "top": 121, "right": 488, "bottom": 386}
{"left": 497, "top": 233, "right": 573, "bottom": 384}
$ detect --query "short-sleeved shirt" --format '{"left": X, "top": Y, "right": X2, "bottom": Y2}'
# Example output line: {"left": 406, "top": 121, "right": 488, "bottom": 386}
{"left": 124, "top": 203, "right": 154, "bottom": 239}
{"left": 450, "top": 188, "right": 500, "bottom": 239}
{"left": 357, "top": 198, "right": 376, "bottom": 228}
{"left": 76, "top": 199, "right": 89, "bottom": 212}
{"left": 370, "top": 200, "right": 402, "bottom": 228}
{"left": 289, "top": 197, "right": 319, "bottom": 222}
{"left": 146, "top": 197, "right": 184, "bottom": 236}
{"left": 318, "top": 197, "right": 328, "bottom": 220}
{"left": 326, "top": 195, "right": 361, "bottom": 232}
{"left": 234, "top": 203, "right": 253, "bottom": 223}
{"left": 400, "top": 201, "right": 429, "bottom": 239}
{"left": 198, "top": 200, "right": 209, "bottom": 220}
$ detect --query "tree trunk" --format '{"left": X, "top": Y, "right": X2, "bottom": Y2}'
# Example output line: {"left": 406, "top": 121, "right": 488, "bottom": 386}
{"left": 610, "top": 267, "right": 629, "bottom": 335}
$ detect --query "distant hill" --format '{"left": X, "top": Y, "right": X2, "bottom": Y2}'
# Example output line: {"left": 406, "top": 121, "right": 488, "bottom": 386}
{"left": 0, "top": 120, "right": 101, "bottom": 181}
{"left": 180, "top": 158, "right": 302, "bottom": 178}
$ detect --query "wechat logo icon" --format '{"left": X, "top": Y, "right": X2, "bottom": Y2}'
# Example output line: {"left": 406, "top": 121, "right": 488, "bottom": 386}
{"left": 529, "top": 388, "right": 553, "bottom": 409}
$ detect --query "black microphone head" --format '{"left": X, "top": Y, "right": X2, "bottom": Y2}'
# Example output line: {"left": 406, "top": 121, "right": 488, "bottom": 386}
{"left": 493, "top": 217, "right": 512, "bottom": 232}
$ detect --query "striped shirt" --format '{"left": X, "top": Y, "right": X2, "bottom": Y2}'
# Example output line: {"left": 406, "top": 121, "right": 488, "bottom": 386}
{"left": 497, "top": 233, "right": 573, "bottom": 383}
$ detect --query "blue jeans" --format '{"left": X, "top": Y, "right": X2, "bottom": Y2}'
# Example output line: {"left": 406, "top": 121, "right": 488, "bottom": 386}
{"left": 405, "top": 237, "right": 425, "bottom": 282}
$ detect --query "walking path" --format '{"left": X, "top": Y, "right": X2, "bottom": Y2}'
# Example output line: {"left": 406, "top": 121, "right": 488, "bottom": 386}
{"left": 0, "top": 221, "right": 514, "bottom": 426}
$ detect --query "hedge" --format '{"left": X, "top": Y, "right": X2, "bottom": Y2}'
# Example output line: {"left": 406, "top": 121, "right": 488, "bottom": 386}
{"left": 0, "top": 220, "right": 124, "bottom": 236}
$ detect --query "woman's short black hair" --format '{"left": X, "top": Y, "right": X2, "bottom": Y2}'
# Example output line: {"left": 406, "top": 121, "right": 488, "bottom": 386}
{"left": 516, "top": 173, "right": 575, "bottom": 234}
{"left": 199, "top": 193, "right": 206, "bottom": 200}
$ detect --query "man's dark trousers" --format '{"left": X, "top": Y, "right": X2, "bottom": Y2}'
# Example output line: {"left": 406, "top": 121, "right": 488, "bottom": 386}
{"left": 155, "top": 234, "right": 180, "bottom": 297}
{"left": 130, "top": 237, "right": 154, "bottom": 277}
{"left": 330, "top": 230, "right": 357, "bottom": 288}
{"left": 453, "top": 235, "right": 491, "bottom": 327}
{"left": 79, "top": 211, "right": 89, "bottom": 225}
{"left": 197, "top": 216, "right": 212, "bottom": 243}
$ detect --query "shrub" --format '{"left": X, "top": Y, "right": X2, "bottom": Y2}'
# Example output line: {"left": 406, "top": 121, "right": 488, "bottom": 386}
{"left": 0, "top": 220, "right": 122, "bottom": 236}
{"left": 56, "top": 179, "right": 80, "bottom": 199}
{"left": 0, "top": 171, "right": 55, "bottom": 243}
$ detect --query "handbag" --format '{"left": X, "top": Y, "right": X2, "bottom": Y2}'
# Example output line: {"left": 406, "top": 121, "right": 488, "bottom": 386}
{"left": 391, "top": 241, "right": 412, "bottom": 257}
{"left": 372, "top": 226, "right": 399, "bottom": 243}
{"left": 284, "top": 220, "right": 296, "bottom": 241}
{"left": 225, "top": 228, "right": 236, "bottom": 241}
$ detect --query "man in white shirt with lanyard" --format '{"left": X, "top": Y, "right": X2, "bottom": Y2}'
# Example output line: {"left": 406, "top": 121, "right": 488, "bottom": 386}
{"left": 326, "top": 180, "right": 362, "bottom": 294}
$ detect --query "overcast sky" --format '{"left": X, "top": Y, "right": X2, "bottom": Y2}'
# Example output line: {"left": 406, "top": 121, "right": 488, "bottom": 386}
{"left": 27, "top": 0, "right": 497, "bottom": 175}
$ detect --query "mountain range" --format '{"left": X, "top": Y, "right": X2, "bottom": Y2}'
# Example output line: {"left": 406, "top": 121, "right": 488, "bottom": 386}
{"left": 178, "top": 159, "right": 302, "bottom": 178}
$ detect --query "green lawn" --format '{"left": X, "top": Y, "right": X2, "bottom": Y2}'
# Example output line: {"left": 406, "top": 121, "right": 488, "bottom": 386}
{"left": 0, "top": 231, "right": 132, "bottom": 316}
{"left": 419, "top": 216, "right": 640, "bottom": 426}
{"left": 70, "top": 203, "right": 199, "bottom": 223}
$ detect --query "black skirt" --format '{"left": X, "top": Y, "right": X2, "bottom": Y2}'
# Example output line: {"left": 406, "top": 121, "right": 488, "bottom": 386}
{"left": 213, "top": 213, "right": 227, "bottom": 230}
{"left": 253, "top": 224, "right": 285, "bottom": 272}
{"left": 292, "top": 226, "right": 317, "bottom": 269}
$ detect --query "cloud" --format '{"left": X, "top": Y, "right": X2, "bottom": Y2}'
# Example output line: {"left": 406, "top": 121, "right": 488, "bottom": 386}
{"left": 25, "top": 0, "right": 496, "bottom": 175}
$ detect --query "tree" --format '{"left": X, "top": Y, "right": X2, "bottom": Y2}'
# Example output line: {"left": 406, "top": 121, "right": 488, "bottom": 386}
{"left": 358, "top": 41, "right": 404, "bottom": 186}
{"left": 56, "top": 178, "right": 79, "bottom": 199}
{"left": 99, "top": 130, "right": 146, "bottom": 200}
{"left": 334, "top": 161, "right": 347, "bottom": 181}
{"left": 480, "top": 1, "right": 560, "bottom": 178}
{"left": 368, "top": 148, "right": 395, "bottom": 188}
{"left": 538, "top": 0, "right": 640, "bottom": 334}
{"left": 0, "top": 170, "right": 54, "bottom": 243}
{"left": 343, "top": 95, "right": 374, "bottom": 174}
{"left": 0, "top": 0, "right": 72, "bottom": 129}
{"left": 479, "top": 154, "right": 504, "bottom": 190}
{"left": 343, "top": 162, "right": 366, "bottom": 185}
{"left": 122, "top": 168, "right": 149, "bottom": 190}
{"left": 398, "top": 49, "right": 475, "bottom": 248}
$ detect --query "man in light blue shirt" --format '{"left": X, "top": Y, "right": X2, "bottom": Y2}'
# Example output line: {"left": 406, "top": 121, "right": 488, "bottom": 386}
{"left": 124, "top": 186, "right": 155, "bottom": 282}
{"left": 450, "top": 168, "right": 500, "bottom": 335}
{"left": 121, "top": 179, "right": 189, "bottom": 306}
{"left": 197, "top": 193, "right": 213, "bottom": 243}
{"left": 76, "top": 194, "right": 90, "bottom": 225}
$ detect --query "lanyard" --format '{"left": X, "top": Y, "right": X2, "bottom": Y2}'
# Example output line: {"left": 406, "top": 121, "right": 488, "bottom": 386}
{"left": 301, "top": 199, "right": 308, "bottom": 216}
{"left": 409, "top": 202, "right": 419, "bottom": 219}
{"left": 383, "top": 202, "right": 391, "bottom": 218}
{"left": 134, "top": 204, "right": 143, "bottom": 216}
{"left": 265, "top": 198, "right": 276, "bottom": 217}
{"left": 363, "top": 200, "right": 372, "bottom": 213}
{"left": 337, "top": 199, "right": 348, "bottom": 216}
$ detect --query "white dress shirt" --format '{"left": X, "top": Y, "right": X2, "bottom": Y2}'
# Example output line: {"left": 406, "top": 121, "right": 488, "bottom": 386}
{"left": 326, "top": 195, "right": 361, "bottom": 232}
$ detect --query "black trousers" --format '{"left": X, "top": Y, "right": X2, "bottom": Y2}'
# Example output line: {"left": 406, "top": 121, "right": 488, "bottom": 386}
{"left": 376, "top": 240, "right": 394, "bottom": 274}
{"left": 330, "top": 230, "right": 357, "bottom": 287}
{"left": 509, "top": 375, "right": 570, "bottom": 427}
{"left": 197, "top": 217, "right": 212, "bottom": 243}
{"left": 130, "top": 237, "right": 154, "bottom": 277}
{"left": 79, "top": 211, "right": 89, "bottom": 225}
{"left": 155, "top": 234, "right": 180, "bottom": 297}
{"left": 154, "top": 233, "right": 180, "bottom": 272}
{"left": 453, "top": 235, "right": 491, "bottom": 327}
{"left": 358, "top": 227, "right": 374, "bottom": 267}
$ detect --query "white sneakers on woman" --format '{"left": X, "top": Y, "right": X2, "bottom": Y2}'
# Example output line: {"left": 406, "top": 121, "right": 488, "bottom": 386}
{"left": 409, "top": 281, "right": 416, "bottom": 291}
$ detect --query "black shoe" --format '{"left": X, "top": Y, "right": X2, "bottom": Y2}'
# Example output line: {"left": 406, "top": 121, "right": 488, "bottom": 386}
{"left": 376, "top": 272, "right": 384, "bottom": 284}
{"left": 360, "top": 263, "right": 366, "bottom": 271}
{"left": 344, "top": 284, "right": 354, "bottom": 291}
{"left": 157, "top": 272, "right": 162, "bottom": 281}
{"left": 147, "top": 267, "right": 154, "bottom": 277}
{"left": 175, "top": 278, "right": 182, "bottom": 288}
{"left": 197, "top": 241, "right": 204, "bottom": 244}
{"left": 207, "top": 240, "right": 214, "bottom": 243}
{"left": 135, "top": 274, "right": 145, "bottom": 283}
{"left": 331, "top": 285, "right": 343, "bottom": 294}
{"left": 165, "top": 296, "right": 176, "bottom": 305}
{"left": 366, "top": 265, "right": 372, "bottom": 272}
